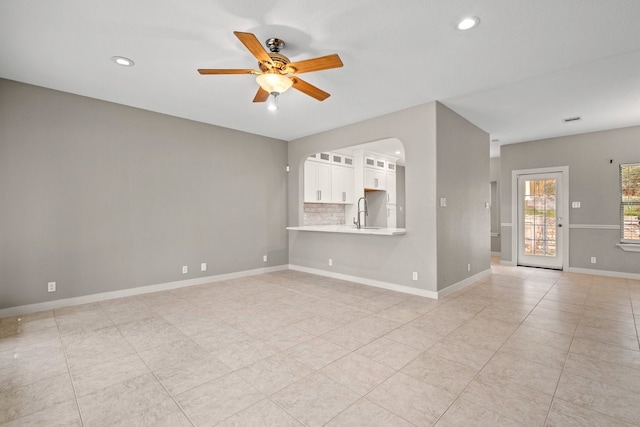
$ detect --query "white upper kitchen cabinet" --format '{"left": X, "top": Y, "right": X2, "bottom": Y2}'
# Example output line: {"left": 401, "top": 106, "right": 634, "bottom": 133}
{"left": 304, "top": 158, "right": 332, "bottom": 203}
{"left": 364, "top": 167, "right": 386, "bottom": 190}
{"left": 331, "top": 164, "right": 354, "bottom": 204}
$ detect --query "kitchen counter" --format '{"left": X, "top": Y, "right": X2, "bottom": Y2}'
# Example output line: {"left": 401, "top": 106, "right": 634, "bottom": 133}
{"left": 286, "top": 225, "right": 406, "bottom": 236}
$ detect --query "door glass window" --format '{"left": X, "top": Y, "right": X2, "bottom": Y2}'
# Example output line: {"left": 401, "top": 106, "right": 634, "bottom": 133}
{"left": 523, "top": 178, "right": 557, "bottom": 256}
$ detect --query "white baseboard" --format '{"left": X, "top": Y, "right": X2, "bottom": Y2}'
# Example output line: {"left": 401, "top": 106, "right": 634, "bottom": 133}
{"left": 288, "top": 265, "right": 491, "bottom": 299}
{"left": 289, "top": 264, "right": 439, "bottom": 299}
{"left": 0, "top": 265, "right": 288, "bottom": 318}
{"left": 495, "top": 261, "right": 638, "bottom": 280}
{"left": 1, "top": 263, "right": 510, "bottom": 318}
{"left": 567, "top": 267, "right": 640, "bottom": 281}
{"left": 437, "top": 269, "right": 493, "bottom": 298}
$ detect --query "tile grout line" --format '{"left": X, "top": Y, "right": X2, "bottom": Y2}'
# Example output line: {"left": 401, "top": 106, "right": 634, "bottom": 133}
{"left": 429, "top": 268, "right": 560, "bottom": 426}
{"left": 53, "top": 309, "right": 87, "bottom": 427}
{"left": 631, "top": 287, "right": 640, "bottom": 351}
{"left": 539, "top": 274, "right": 583, "bottom": 427}
{"left": 215, "top": 274, "right": 427, "bottom": 426}
{"left": 291, "top": 306, "right": 407, "bottom": 425}
{"left": 130, "top": 275, "right": 360, "bottom": 427}
{"left": 541, "top": 276, "right": 640, "bottom": 426}
{"left": 107, "top": 298, "right": 201, "bottom": 427}
{"left": 401, "top": 275, "right": 499, "bottom": 425}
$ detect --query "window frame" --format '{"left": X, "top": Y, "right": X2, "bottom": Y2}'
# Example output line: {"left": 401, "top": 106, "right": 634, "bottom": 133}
{"left": 620, "top": 162, "right": 640, "bottom": 244}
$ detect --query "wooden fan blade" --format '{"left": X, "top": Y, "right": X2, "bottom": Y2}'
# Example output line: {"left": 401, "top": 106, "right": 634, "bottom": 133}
{"left": 288, "top": 54, "right": 343, "bottom": 74}
{"left": 234, "top": 31, "right": 272, "bottom": 64}
{"left": 198, "top": 69, "right": 257, "bottom": 75}
{"left": 253, "top": 87, "right": 270, "bottom": 103}
{"left": 291, "top": 77, "right": 330, "bottom": 101}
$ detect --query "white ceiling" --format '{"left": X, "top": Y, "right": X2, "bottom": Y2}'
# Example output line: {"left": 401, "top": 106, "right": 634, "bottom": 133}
{"left": 2, "top": 1, "right": 640, "bottom": 157}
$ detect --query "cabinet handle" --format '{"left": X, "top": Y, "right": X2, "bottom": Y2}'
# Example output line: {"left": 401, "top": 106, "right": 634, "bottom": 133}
{"left": 375, "top": 178, "right": 378, "bottom": 187}
{"left": 387, "top": 208, "right": 390, "bottom": 218}
{"left": 387, "top": 193, "right": 389, "bottom": 202}
{"left": 342, "top": 192, "right": 346, "bottom": 202}
{"left": 317, "top": 190, "right": 321, "bottom": 201}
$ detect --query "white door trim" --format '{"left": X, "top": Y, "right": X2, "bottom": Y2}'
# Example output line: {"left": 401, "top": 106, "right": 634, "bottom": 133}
{"left": 511, "top": 166, "right": 570, "bottom": 271}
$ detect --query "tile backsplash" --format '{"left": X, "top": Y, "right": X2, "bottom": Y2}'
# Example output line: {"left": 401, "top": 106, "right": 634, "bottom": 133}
{"left": 303, "top": 203, "right": 345, "bottom": 225}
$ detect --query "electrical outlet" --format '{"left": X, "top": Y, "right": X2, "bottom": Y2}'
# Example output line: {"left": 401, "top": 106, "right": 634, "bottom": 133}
{"left": 467, "top": 264, "right": 471, "bottom": 272}
{"left": 572, "top": 201, "right": 581, "bottom": 208}
{"left": 439, "top": 197, "right": 447, "bottom": 207}
{"left": 201, "top": 262, "right": 207, "bottom": 272}
{"left": 412, "top": 272, "right": 418, "bottom": 280}
{"left": 182, "top": 265, "right": 188, "bottom": 274}
{"left": 263, "top": 255, "right": 268, "bottom": 262}
{"left": 329, "top": 258, "right": 333, "bottom": 266}
{"left": 47, "top": 282, "right": 56, "bottom": 292}
{"left": 591, "top": 257, "right": 597, "bottom": 264}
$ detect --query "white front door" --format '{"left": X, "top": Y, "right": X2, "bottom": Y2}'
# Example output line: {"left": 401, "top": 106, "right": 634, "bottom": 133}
{"left": 517, "top": 172, "right": 565, "bottom": 269}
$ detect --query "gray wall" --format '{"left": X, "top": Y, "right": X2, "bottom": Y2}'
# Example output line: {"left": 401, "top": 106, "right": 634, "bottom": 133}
{"left": 0, "top": 79, "right": 288, "bottom": 309}
{"left": 288, "top": 102, "right": 490, "bottom": 294}
{"left": 288, "top": 103, "right": 439, "bottom": 292}
{"left": 500, "top": 125, "right": 640, "bottom": 274}
{"left": 396, "top": 166, "right": 406, "bottom": 228}
{"left": 435, "top": 103, "right": 490, "bottom": 290}
{"left": 365, "top": 191, "right": 387, "bottom": 228}
{"left": 490, "top": 157, "right": 501, "bottom": 253}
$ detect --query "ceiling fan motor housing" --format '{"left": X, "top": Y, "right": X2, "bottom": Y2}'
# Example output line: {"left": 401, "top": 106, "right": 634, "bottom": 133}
{"left": 265, "top": 38, "right": 285, "bottom": 52}
{"left": 259, "top": 53, "right": 291, "bottom": 73}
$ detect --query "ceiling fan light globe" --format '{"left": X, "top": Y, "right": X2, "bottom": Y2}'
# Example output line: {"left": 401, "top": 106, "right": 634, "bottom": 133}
{"left": 256, "top": 73, "right": 293, "bottom": 94}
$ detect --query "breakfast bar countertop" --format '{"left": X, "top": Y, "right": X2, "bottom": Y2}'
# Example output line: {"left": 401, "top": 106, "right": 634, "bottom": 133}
{"left": 286, "top": 225, "right": 406, "bottom": 236}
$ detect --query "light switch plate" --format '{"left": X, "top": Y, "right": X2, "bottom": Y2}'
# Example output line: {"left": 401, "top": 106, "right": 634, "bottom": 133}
{"left": 440, "top": 198, "right": 447, "bottom": 207}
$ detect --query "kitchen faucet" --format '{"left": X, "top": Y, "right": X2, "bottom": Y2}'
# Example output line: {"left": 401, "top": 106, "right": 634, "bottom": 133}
{"left": 353, "top": 196, "right": 368, "bottom": 229}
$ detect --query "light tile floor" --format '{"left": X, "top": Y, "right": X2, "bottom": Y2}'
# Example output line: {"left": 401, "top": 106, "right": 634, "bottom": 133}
{"left": 1, "top": 262, "right": 640, "bottom": 426}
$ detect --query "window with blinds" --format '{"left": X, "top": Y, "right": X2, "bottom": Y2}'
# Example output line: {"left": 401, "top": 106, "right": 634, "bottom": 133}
{"left": 620, "top": 163, "right": 640, "bottom": 243}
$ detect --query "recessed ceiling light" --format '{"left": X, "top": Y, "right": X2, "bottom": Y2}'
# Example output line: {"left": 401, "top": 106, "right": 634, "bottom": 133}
{"left": 457, "top": 16, "right": 480, "bottom": 31}
{"left": 395, "top": 151, "right": 401, "bottom": 155}
{"left": 112, "top": 56, "right": 135, "bottom": 67}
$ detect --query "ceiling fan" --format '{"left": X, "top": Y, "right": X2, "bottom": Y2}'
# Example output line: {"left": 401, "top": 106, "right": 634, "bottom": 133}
{"left": 198, "top": 31, "right": 343, "bottom": 106}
